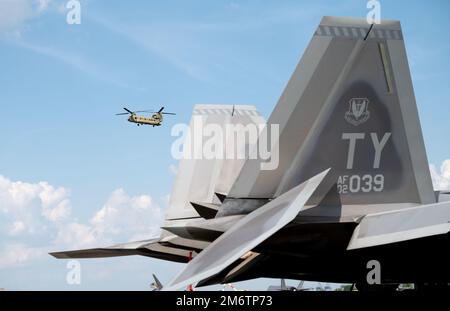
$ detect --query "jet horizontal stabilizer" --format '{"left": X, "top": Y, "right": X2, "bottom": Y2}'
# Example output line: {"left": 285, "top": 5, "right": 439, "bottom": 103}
{"left": 163, "top": 169, "right": 330, "bottom": 291}
{"left": 162, "top": 215, "right": 242, "bottom": 241}
{"left": 50, "top": 238, "right": 194, "bottom": 263}
{"left": 161, "top": 226, "right": 223, "bottom": 242}
{"left": 50, "top": 248, "right": 138, "bottom": 259}
{"left": 347, "top": 201, "right": 450, "bottom": 250}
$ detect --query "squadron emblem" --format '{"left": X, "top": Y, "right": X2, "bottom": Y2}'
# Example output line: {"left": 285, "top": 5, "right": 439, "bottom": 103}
{"left": 345, "top": 98, "right": 370, "bottom": 126}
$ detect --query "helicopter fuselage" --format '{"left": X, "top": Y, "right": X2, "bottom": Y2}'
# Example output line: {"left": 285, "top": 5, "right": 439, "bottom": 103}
{"left": 128, "top": 113, "right": 162, "bottom": 126}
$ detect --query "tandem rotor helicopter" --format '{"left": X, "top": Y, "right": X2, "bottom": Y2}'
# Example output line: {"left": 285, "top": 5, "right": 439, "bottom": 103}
{"left": 116, "top": 106, "right": 176, "bottom": 126}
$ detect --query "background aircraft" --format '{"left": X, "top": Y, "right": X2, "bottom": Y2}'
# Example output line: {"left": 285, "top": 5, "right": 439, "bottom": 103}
{"left": 267, "top": 280, "right": 313, "bottom": 291}
{"left": 116, "top": 107, "right": 176, "bottom": 126}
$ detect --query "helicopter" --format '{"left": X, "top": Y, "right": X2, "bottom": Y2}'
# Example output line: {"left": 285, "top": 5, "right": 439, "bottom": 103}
{"left": 116, "top": 107, "right": 176, "bottom": 126}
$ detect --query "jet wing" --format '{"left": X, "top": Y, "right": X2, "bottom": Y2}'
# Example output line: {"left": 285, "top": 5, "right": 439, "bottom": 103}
{"left": 347, "top": 201, "right": 450, "bottom": 250}
{"left": 163, "top": 169, "right": 330, "bottom": 291}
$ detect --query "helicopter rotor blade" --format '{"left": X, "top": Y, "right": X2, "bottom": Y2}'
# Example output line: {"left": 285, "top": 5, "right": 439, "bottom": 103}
{"left": 117, "top": 108, "right": 154, "bottom": 115}
{"left": 158, "top": 106, "right": 164, "bottom": 113}
{"left": 134, "top": 110, "right": 154, "bottom": 113}
{"left": 161, "top": 112, "right": 176, "bottom": 115}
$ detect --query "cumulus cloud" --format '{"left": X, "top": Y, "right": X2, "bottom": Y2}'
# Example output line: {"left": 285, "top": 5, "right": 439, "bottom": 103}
{"left": 0, "top": 244, "right": 46, "bottom": 268}
{"left": 0, "top": 174, "right": 163, "bottom": 268}
{"left": 0, "top": 175, "right": 72, "bottom": 237}
{"left": 8, "top": 221, "right": 26, "bottom": 236}
{"left": 39, "top": 182, "right": 72, "bottom": 222}
{"left": 90, "top": 188, "right": 162, "bottom": 244}
{"left": 430, "top": 160, "right": 450, "bottom": 190}
{"left": 36, "top": 0, "right": 51, "bottom": 13}
{"left": 54, "top": 222, "right": 97, "bottom": 250}
{"left": 0, "top": 0, "right": 52, "bottom": 34}
{"left": 0, "top": 0, "right": 32, "bottom": 33}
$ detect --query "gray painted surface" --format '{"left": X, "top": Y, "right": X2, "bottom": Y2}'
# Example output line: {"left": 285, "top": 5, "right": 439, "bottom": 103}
{"left": 348, "top": 201, "right": 450, "bottom": 249}
{"left": 167, "top": 104, "right": 265, "bottom": 220}
{"left": 224, "top": 16, "right": 434, "bottom": 218}
{"left": 164, "top": 169, "right": 329, "bottom": 291}
{"left": 51, "top": 17, "right": 449, "bottom": 287}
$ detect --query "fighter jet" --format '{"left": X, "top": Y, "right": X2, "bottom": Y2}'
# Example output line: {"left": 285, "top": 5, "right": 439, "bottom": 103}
{"left": 150, "top": 274, "right": 163, "bottom": 291}
{"left": 267, "top": 280, "right": 311, "bottom": 291}
{"left": 51, "top": 16, "right": 450, "bottom": 291}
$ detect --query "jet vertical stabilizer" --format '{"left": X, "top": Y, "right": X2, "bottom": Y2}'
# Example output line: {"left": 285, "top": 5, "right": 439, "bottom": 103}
{"left": 166, "top": 104, "right": 265, "bottom": 221}
{"left": 223, "top": 16, "right": 434, "bottom": 218}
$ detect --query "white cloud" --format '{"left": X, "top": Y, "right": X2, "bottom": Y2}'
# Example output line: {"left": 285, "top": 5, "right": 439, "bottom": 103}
{"left": 36, "top": 0, "right": 51, "bottom": 13}
{"left": 8, "top": 221, "right": 26, "bottom": 236}
{"left": 90, "top": 188, "right": 162, "bottom": 243}
{"left": 0, "top": 175, "right": 71, "bottom": 235}
{"left": 42, "top": 199, "right": 71, "bottom": 222}
{"left": 0, "top": 0, "right": 32, "bottom": 33}
{"left": 38, "top": 181, "right": 72, "bottom": 222}
{"left": 0, "top": 244, "right": 46, "bottom": 268}
{"left": 54, "top": 222, "right": 97, "bottom": 249}
{"left": 430, "top": 160, "right": 450, "bottom": 190}
{"left": 38, "top": 182, "right": 69, "bottom": 208}
{"left": 0, "top": 175, "right": 163, "bottom": 268}
{"left": 0, "top": 0, "right": 52, "bottom": 34}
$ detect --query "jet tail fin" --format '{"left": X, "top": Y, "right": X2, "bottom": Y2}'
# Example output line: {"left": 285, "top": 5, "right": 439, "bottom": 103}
{"left": 226, "top": 16, "right": 434, "bottom": 212}
{"left": 166, "top": 104, "right": 264, "bottom": 221}
{"left": 151, "top": 274, "right": 163, "bottom": 291}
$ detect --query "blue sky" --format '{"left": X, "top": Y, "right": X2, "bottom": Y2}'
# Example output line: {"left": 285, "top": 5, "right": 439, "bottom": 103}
{"left": 1, "top": 0, "right": 450, "bottom": 290}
